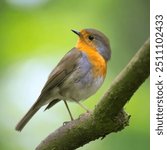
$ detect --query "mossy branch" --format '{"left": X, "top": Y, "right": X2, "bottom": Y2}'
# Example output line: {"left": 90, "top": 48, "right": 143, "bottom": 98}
{"left": 36, "top": 39, "right": 150, "bottom": 150}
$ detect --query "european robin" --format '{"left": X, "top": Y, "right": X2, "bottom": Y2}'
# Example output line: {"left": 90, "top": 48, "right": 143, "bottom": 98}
{"left": 15, "top": 28, "right": 111, "bottom": 131}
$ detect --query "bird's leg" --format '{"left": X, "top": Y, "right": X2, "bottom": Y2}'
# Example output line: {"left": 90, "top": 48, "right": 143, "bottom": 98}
{"left": 63, "top": 100, "right": 74, "bottom": 121}
{"left": 74, "top": 100, "right": 91, "bottom": 113}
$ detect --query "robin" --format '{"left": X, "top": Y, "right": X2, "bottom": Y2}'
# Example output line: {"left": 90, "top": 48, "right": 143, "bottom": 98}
{"left": 15, "top": 28, "right": 111, "bottom": 131}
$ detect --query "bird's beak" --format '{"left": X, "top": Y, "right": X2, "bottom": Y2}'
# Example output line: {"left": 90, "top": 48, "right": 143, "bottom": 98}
{"left": 71, "top": 29, "right": 80, "bottom": 36}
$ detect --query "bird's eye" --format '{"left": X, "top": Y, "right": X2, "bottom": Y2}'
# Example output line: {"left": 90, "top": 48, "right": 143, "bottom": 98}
{"left": 88, "top": 35, "right": 94, "bottom": 41}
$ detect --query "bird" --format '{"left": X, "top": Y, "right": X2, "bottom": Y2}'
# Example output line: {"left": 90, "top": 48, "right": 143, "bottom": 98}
{"left": 15, "top": 28, "right": 111, "bottom": 131}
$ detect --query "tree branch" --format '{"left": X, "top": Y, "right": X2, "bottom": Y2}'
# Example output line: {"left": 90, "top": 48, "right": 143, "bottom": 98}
{"left": 36, "top": 39, "right": 150, "bottom": 150}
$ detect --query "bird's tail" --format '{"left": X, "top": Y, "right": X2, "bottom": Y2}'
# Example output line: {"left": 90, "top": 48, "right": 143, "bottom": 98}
{"left": 15, "top": 102, "right": 40, "bottom": 132}
{"left": 15, "top": 97, "right": 61, "bottom": 132}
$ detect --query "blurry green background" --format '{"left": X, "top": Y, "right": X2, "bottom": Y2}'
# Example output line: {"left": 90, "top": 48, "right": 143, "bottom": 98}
{"left": 0, "top": 0, "right": 149, "bottom": 149}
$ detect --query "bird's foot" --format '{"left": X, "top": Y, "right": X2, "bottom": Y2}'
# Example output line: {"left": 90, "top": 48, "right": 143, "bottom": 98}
{"left": 79, "top": 110, "right": 93, "bottom": 118}
{"left": 63, "top": 121, "right": 70, "bottom": 126}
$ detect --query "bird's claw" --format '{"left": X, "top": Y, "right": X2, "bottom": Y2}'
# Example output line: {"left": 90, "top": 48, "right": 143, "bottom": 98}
{"left": 63, "top": 121, "right": 70, "bottom": 126}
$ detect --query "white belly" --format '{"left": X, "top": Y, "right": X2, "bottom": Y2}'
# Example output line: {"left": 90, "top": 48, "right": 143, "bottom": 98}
{"left": 56, "top": 75, "right": 104, "bottom": 101}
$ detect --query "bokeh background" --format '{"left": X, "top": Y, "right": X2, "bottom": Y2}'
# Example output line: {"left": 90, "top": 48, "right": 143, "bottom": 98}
{"left": 0, "top": 0, "right": 149, "bottom": 149}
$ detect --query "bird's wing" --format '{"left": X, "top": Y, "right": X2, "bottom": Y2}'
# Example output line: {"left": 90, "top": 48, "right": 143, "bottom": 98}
{"left": 41, "top": 48, "right": 82, "bottom": 94}
{"left": 15, "top": 48, "right": 83, "bottom": 131}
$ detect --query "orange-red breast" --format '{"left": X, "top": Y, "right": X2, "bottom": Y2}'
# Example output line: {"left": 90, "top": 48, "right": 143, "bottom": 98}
{"left": 15, "top": 28, "right": 111, "bottom": 131}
